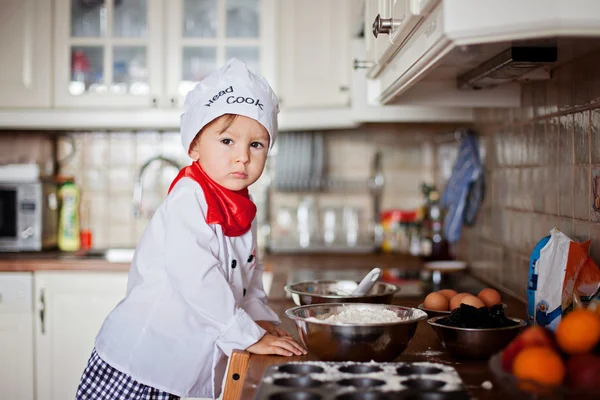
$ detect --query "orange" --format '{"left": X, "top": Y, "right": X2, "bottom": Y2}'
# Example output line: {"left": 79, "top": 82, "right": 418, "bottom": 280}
{"left": 513, "top": 347, "right": 565, "bottom": 393}
{"left": 555, "top": 309, "right": 600, "bottom": 354}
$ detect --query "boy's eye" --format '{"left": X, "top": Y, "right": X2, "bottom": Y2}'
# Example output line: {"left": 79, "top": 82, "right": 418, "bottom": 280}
{"left": 221, "top": 138, "right": 232, "bottom": 145}
{"left": 250, "top": 142, "right": 265, "bottom": 149}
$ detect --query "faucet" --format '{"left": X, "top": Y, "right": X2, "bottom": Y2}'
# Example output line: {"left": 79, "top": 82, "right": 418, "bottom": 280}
{"left": 133, "top": 156, "right": 183, "bottom": 218}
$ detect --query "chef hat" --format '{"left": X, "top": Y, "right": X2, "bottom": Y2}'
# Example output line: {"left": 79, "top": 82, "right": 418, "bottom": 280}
{"left": 180, "top": 58, "right": 279, "bottom": 154}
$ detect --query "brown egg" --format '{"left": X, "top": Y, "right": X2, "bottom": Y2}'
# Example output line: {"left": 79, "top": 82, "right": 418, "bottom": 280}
{"left": 478, "top": 288, "right": 502, "bottom": 307}
{"left": 438, "top": 289, "right": 458, "bottom": 300}
{"left": 424, "top": 292, "right": 449, "bottom": 311}
{"left": 449, "top": 293, "right": 470, "bottom": 310}
{"left": 460, "top": 294, "right": 486, "bottom": 309}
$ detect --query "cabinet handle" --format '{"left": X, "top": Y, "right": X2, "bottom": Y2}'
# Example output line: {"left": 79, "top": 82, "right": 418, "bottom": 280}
{"left": 372, "top": 14, "right": 394, "bottom": 38}
{"left": 39, "top": 288, "right": 46, "bottom": 334}
{"left": 339, "top": 85, "right": 349, "bottom": 92}
{"left": 353, "top": 59, "right": 375, "bottom": 70}
{"left": 170, "top": 97, "right": 177, "bottom": 107}
{"left": 151, "top": 97, "right": 158, "bottom": 108}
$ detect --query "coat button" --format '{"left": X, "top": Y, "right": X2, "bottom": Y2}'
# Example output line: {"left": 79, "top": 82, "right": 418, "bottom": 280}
{"left": 243, "top": 288, "right": 246, "bottom": 297}
{"left": 231, "top": 259, "right": 237, "bottom": 268}
{"left": 247, "top": 254, "right": 254, "bottom": 263}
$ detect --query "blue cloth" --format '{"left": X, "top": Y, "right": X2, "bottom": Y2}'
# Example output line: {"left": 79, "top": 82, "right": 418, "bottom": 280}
{"left": 440, "top": 132, "right": 483, "bottom": 243}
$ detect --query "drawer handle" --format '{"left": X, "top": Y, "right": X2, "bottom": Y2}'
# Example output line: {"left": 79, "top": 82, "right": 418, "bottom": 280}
{"left": 39, "top": 289, "right": 46, "bottom": 334}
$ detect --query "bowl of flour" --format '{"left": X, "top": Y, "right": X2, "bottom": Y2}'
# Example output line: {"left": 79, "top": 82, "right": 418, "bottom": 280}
{"left": 285, "top": 303, "right": 427, "bottom": 362}
{"left": 285, "top": 280, "right": 400, "bottom": 306}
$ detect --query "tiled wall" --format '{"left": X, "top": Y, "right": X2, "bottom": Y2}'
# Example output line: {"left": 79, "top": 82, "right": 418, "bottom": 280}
{"left": 56, "top": 123, "right": 460, "bottom": 251}
{"left": 0, "top": 132, "right": 55, "bottom": 175}
{"left": 447, "top": 49, "right": 600, "bottom": 301}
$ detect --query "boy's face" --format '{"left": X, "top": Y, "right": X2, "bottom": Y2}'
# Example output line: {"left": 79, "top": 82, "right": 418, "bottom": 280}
{"left": 189, "top": 115, "right": 270, "bottom": 191}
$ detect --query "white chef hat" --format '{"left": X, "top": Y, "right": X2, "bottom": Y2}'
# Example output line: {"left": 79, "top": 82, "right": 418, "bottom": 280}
{"left": 180, "top": 58, "right": 279, "bottom": 154}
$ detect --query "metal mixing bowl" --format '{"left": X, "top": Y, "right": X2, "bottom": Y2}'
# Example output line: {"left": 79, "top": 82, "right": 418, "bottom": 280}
{"left": 285, "top": 303, "right": 427, "bottom": 362}
{"left": 427, "top": 315, "right": 527, "bottom": 359}
{"left": 285, "top": 280, "right": 400, "bottom": 306}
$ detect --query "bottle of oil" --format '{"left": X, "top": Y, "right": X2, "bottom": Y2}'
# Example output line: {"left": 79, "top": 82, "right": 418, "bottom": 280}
{"left": 57, "top": 178, "right": 81, "bottom": 252}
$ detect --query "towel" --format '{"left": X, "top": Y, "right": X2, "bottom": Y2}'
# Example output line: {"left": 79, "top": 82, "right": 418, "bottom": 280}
{"left": 440, "top": 131, "right": 484, "bottom": 243}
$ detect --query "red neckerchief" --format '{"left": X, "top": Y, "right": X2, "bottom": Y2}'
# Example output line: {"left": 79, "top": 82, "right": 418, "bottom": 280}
{"left": 168, "top": 161, "right": 256, "bottom": 237}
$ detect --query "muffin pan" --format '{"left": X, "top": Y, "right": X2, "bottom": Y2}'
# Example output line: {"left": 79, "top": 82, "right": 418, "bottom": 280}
{"left": 254, "top": 361, "right": 469, "bottom": 400}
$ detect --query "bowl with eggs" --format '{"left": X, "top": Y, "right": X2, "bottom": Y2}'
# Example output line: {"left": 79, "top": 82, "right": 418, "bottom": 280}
{"left": 285, "top": 303, "right": 427, "bottom": 362}
{"left": 418, "top": 288, "right": 506, "bottom": 318}
{"left": 285, "top": 280, "right": 400, "bottom": 306}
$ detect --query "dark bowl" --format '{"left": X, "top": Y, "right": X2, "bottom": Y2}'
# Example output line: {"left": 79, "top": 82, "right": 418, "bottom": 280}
{"left": 427, "top": 315, "right": 527, "bottom": 359}
{"left": 285, "top": 280, "right": 399, "bottom": 306}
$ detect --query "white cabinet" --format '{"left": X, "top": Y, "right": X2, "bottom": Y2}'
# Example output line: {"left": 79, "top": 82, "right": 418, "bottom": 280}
{"left": 0, "top": 0, "right": 52, "bottom": 108}
{"left": 277, "top": 0, "right": 350, "bottom": 109}
{"left": 165, "top": 0, "right": 277, "bottom": 108}
{"left": 34, "top": 271, "right": 128, "bottom": 400}
{"left": 53, "top": 0, "right": 276, "bottom": 109}
{"left": 53, "top": 0, "right": 164, "bottom": 108}
{"left": 0, "top": 273, "right": 34, "bottom": 400}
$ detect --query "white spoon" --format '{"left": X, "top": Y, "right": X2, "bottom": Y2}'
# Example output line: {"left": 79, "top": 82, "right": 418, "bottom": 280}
{"left": 351, "top": 268, "right": 382, "bottom": 296}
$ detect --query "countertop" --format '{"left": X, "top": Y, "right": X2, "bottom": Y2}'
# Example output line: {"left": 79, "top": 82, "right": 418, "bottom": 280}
{"left": 0, "top": 250, "right": 422, "bottom": 273}
{"left": 241, "top": 272, "right": 526, "bottom": 400}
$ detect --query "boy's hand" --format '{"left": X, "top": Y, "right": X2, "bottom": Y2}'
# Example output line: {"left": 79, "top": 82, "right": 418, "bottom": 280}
{"left": 256, "top": 320, "right": 291, "bottom": 337}
{"left": 246, "top": 333, "right": 307, "bottom": 357}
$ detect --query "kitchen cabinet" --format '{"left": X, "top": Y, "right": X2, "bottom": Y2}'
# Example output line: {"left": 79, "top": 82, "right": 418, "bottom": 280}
{"left": 276, "top": 0, "right": 350, "bottom": 109}
{"left": 365, "top": 0, "right": 600, "bottom": 106}
{"left": 0, "top": 273, "right": 34, "bottom": 400}
{"left": 34, "top": 271, "right": 128, "bottom": 400}
{"left": 0, "top": 0, "right": 52, "bottom": 108}
{"left": 53, "top": 0, "right": 276, "bottom": 109}
{"left": 165, "top": 0, "right": 277, "bottom": 108}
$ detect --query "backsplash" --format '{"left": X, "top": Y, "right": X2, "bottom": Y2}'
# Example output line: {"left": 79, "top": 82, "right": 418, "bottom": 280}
{"left": 446, "top": 49, "right": 600, "bottom": 301}
{"left": 56, "top": 123, "right": 458, "bottom": 250}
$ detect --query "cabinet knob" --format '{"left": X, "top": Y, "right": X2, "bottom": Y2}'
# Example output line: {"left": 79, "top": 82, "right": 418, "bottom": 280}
{"left": 339, "top": 85, "right": 349, "bottom": 92}
{"left": 372, "top": 14, "right": 393, "bottom": 38}
{"left": 353, "top": 59, "right": 375, "bottom": 70}
{"left": 151, "top": 97, "right": 158, "bottom": 107}
{"left": 170, "top": 97, "right": 177, "bottom": 107}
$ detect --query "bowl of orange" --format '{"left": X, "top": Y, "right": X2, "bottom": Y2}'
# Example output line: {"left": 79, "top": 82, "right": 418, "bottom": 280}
{"left": 491, "top": 308, "right": 600, "bottom": 399}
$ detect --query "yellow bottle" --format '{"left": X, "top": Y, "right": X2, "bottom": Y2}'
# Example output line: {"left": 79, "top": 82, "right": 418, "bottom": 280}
{"left": 58, "top": 180, "right": 81, "bottom": 252}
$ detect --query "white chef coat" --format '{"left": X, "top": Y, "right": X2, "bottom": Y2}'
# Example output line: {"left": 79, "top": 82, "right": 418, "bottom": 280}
{"left": 95, "top": 177, "right": 279, "bottom": 399}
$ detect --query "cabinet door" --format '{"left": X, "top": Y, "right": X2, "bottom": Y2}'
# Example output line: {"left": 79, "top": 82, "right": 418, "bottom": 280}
{"left": 53, "top": 0, "right": 163, "bottom": 108}
{"left": 34, "top": 271, "right": 128, "bottom": 400}
{"left": 0, "top": 273, "right": 34, "bottom": 400}
{"left": 165, "top": 0, "right": 277, "bottom": 108}
{"left": 0, "top": 0, "right": 51, "bottom": 108}
{"left": 277, "top": 0, "right": 351, "bottom": 109}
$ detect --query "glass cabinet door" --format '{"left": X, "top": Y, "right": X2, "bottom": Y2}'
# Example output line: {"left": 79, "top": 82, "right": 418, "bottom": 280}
{"left": 54, "top": 0, "right": 162, "bottom": 107}
{"left": 166, "top": 0, "right": 275, "bottom": 107}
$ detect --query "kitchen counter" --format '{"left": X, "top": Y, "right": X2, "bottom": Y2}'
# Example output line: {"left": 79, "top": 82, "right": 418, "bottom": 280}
{"left": 240, "top": 272, "right": 526, "bottom": 400}
{"left": 0, "top": 250, "right": 422, "bottom": 273}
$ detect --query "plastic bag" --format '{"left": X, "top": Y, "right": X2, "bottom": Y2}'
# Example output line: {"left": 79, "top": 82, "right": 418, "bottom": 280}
{"left": 527, "top": 228, "right": 600, "bottom": 330}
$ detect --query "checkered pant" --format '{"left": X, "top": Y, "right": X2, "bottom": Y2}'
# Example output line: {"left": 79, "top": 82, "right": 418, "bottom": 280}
{"left": 76, "top": 349, "right": 180, "bottom": 400}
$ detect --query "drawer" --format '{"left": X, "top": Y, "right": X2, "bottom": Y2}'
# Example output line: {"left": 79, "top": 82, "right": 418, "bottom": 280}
{"left": 0, "top": 272, "right": 33, "bottom": 312}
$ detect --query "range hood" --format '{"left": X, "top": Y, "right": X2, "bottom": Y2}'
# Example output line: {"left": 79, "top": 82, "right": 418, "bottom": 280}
{"left": 457, "top": 45, "right": 558, "bottom": 90}
{"left": 367, "top": 0, "right": 600, "bottom": 106}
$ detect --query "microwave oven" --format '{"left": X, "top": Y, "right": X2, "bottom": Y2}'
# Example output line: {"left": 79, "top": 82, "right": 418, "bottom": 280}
{"left": 0, "top": 181, "right": 58, "bottom": 251}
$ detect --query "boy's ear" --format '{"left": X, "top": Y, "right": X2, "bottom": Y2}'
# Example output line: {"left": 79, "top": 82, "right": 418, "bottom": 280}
{"left": 188, "top": 146, "right": 200, "bottom": 161}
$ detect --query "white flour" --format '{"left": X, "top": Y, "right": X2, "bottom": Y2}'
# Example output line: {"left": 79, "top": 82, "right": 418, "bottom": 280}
{"left": 307, "top": 308, "right": 408, "bottom": 324}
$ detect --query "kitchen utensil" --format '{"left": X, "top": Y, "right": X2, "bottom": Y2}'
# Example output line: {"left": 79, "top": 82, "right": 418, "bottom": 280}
{"left": 285, "top": 303, "right": 427, "bottom": 362}
{"left": 253, "top": 361, "right": 469, "bottom": 400}
{"left": 417, "top": 303, "right": 452, "bottom": 318}
{"left": 488, "top": 352, "right": 597, "bottom": 400}
{"left": 427, "top": 315, "right": 527, "bottom": 359}
{"left": 418, "top": 303, "right": 508, "bottom": 319}
{"left": 285, "top": 280, "right": 399, "bottom": 306}
{"left": 351, "top": 267, "right": 381, "bottom": 295}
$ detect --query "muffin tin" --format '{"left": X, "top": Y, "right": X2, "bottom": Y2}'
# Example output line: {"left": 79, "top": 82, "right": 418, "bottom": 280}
{"left": 254, "top": 361, "right": 469, "bottom": 400}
